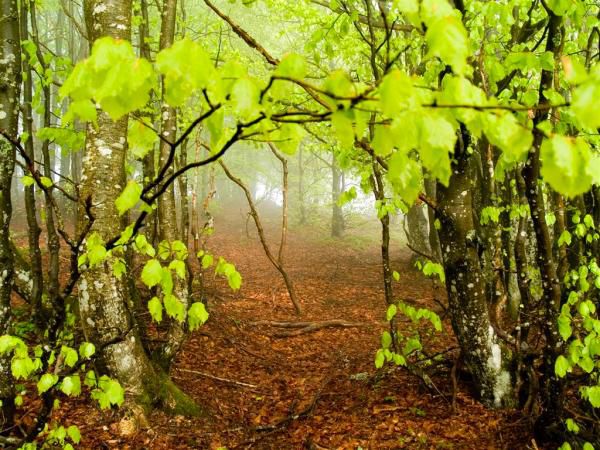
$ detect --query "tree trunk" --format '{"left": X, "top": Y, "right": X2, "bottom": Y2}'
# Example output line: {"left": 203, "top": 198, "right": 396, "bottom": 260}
{"left": 220, "top": 159, "right": 302, "bottom": 315}
{"left": 331, "top": 154, "right": 344, "bottom": 237}
{"left": 153, "top": 0, "right": 190, "bottom": 371}
{"left": 20, "top": 2, "right": 44, "bottom": 317}
{"left": 79, "top": 0, "right": 200, "bottom": 416}
{"left": 436, "top": 129, "right": 515, "bottom": 408}
{"left": 0, "top": 0, "right": 21, "bottom": 429}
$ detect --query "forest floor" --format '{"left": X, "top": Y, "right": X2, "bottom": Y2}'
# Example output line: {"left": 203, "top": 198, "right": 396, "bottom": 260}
{"left": 32, "top": 211, "right": 535, "bottom": 449}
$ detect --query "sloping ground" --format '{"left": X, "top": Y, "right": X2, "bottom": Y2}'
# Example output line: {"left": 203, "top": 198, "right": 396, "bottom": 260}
{"left": 52, "top": 216, "right": 532, "bottom": 449}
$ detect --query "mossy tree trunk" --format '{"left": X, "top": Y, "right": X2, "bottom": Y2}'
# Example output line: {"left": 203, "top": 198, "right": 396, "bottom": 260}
{"left": 435, "top": 128, "right": 515, "bottom": 409}
{"left": 0, "top": 0, "right": 21, "bottom": 430}
{"left": 78, "top": 0, "right": 201, "bottom": 417}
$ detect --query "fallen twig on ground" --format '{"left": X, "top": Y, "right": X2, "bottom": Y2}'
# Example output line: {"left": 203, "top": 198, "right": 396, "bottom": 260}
{"left": 248, "top": 319, "right": 365, "bottom": 337}
{"left": 175, "top": 368, "right": 258, "bottom": 388}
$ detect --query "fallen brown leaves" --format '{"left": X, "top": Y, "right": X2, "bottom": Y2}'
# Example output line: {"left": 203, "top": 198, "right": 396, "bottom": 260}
{"left": 47, "top": 214, "right": 532, "bottom": 449}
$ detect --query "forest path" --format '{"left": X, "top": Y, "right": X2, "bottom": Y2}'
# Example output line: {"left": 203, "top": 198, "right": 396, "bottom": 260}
{"left": 66, "top": 216, "right": 530, "bottom": 449}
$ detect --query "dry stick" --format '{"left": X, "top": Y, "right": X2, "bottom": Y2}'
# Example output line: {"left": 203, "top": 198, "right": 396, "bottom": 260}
{"left": 249, "top": 320, "right": 365, "bottom": 337}
{"left": 175, "top": 368, "right": 257, "bottom": 389}
{"left": 219, "top": 160, "right": 302, "bottom": 315}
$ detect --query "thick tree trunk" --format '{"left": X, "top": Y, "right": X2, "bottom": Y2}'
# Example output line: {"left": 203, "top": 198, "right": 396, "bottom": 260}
{"left": 0, "top": 0, "right": 21, "bottom": 429}
{"left": 436, "top": 131, "right": 515, "bottom": 408}
{"left": 79, "top": 0, "right": 200, "bottom": 416}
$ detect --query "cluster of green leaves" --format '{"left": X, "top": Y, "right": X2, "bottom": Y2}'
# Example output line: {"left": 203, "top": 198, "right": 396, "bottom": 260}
{"left": 375, "top": 301, "right": 442, "bottom": 369}
{"left": 0, "top": 332, "right": 124, "bottom": 449}
{"left": 197, "top": 250, "right": 243, "bottom": 292}
{"left": 553, "top": 211, "right": 600, "bottom": 445}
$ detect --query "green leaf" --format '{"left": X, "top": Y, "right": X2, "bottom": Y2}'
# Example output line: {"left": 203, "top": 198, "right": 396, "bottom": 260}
{"left": 188, "top": 302, "right": 209, "bottom": 331}
{"left": 426, "top": 15, "right": 469, "bottom": 75}
{"left": 374, "top": 349, "right": 385, "bottom": 368}
{"left": 275, "top": 53, "right": 307, "bottom": 79}
{"left": 331, "top": 110, "right": 354, "bottom": 149}
{"left": 546, "top": 0, "right": 575, "bottom": 16}
{"left": 484, "top": 113, "right": 532, "bottom": 166}
{"left": 61, "top": 345, "right": 78, "bottom": 368}
{"left": 141, "top": 259, "right": 163, "bottom": 288}
{"left": 86, "top": 232, "right": 107, "bottom": 267}
{"left": 554, "top": 354, "right": 570, "bottom": 378}
{"left": 558, "top": 313, "right": 572, "bottom": 341}
{"left": 386, "top": 304, "right": 398, "bottom": 321}
{"left": 169, "top": 260, "right": 186, "bottom": 280}
{"left": 164, "top": 294, "right": 186, "bottom": 322}
{"left": 156, "top": 38, "right": 216, "bottom": 107}
{"left": 21, "top": 175, "right": 35, "bottom": 187}
{"left": 148, "top": 297, "right": 163, "bottom": 323}
{"left": 115, "top": 180, "right": 142, "bottom": 216}
{"left": 387, "top": 151, "right": 421, "bottom": 206}
{"left": 11, "top": 357, "right": 35, "bottom": 379}
{"left": 67, "top": 425, "right": 81, "bottom": 444}
{"left": 565, "top": 418, "right": 580, "bottom": 434}
{"left": 572, "top": 75, "right": 600, "bottom": 129}
{"left": 61, "top": 37, "right": 154, "bottom": 120}
{"left": 92, "top": 376, "right": 125, "bottom": 409}
{"left": 61, "top": 375, "right": 81, "bottom": 396}
{"left": 78, "top": 342, "right": 96, "bottom": 359}
{"left": 381, "top": 331, "right": 392, "bottom": 349}
{"left": 231, "top": 77, "right": 260, "bottom": 119}
{"left": 584, "top": 385, "right": 600, "bottom": 408}
{"left": 541, "top": 135, "right": 594, "bottom": 198}
{"left": 378, "top": 70, "right": 415, "bottom": 116}
{"left": 128, "top": 120, "right": 156, "bottom": 159}
{"left": 558, "top": 230, "right": 572, "bottom": 247}
{"left": 37, "top": 373, "right": 59, "bottom": 394}
{"left": 227, "top": 270, "right": 242, "bottom": 291}
{"left": 201, "top": 253, "right": 214, "bottom": 269}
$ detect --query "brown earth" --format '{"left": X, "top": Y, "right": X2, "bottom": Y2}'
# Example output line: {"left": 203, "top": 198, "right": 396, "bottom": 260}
{"left": 29, "top": 214, "right": 534, "bottom": 449}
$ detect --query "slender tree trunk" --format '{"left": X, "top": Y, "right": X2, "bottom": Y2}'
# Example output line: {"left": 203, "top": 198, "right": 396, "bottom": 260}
{"left": 297, "top": 146, "right": 306, "bottom": 224}
{"left": 220, "top": 159, "right": 302, "bottom": 315}
{"left": 523, "top": 12, "right": 565, "bottom": 438}
{"left": 154, "top": 0, "right": 190, "bottom": 371}
{"left": 371, "top": 163, "right": 398, "bottom": 350}
{"left": 20, "top": 2, "right": 44, "bottom": 316}
{"left": 424, "top": 178, "right": 441, "bottom": 262}
{"left": 30, "top": 2, "right": 61, "bottom": 319}
{"left": 331, "top": 154, "right": 344, "bottom": 237}
{"left": 79, "top": 0, "right": 200, "bottom": 416}
{"left": 0, "top": 0, "right": 21, "bottom": 430}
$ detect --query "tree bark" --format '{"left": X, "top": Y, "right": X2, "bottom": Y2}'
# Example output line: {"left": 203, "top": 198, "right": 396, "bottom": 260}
{"left": 436, "top": 128, "right": 515, "bottom": 408}
{"left": 0, "top": 0, "right": 21, "bottom": 429}
{"left": 331, "top": 154, "right": 344, "bottom": 237}
{"left": 79, "top": 0, "right": 200, "bottom": 416}
{"left": 20, "top": 2, "right": 44, "bottom": 317}
{"left": 153, "top": 0, "right": 191, "bottom": 371}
